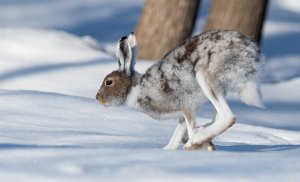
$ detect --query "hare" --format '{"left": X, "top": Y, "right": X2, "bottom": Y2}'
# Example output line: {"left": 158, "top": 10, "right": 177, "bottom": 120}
{"left": 96, "top": 30, "right": 264, "bottom": 151}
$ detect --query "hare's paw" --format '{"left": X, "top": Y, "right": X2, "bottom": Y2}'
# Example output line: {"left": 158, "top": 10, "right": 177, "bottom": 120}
{"left": 183, "top": 127, "right": 215, "bottom": 151}
{"left": 183, "top": 139, "right": 215, "bottom": 151}
{"left": 183, "top": 140, "right": 195, "bottom": 151}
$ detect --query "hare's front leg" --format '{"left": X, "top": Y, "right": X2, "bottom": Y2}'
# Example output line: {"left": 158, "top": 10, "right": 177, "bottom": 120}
{"left": 184, "top": 68, "right": 236, "bottom": 150}
{"left": 163, "top": 117, "right": 188, "bottom": 150}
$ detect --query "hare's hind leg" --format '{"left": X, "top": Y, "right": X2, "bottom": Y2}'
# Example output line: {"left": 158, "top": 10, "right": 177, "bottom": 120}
{"left": 163, "top": 117, "right": 188, "bottom": 150}
{"left": 184, "top": 68, "right": 236, "bottom": 150}
{"left": 181, "top": 109, "right": 216, "bottom": 151}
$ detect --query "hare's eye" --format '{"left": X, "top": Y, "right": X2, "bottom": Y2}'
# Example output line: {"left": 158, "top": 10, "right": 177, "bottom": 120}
{"left": 105, "top": 80, "right": 113, "bottom": 86}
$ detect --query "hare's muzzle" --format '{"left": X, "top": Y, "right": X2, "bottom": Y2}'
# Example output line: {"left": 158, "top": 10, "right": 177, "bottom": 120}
{"left": 96, "top": 93, "right": 106, "bottom": 105}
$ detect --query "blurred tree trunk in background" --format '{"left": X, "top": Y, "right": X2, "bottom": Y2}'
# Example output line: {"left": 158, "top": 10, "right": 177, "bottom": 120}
{"left": 204, "top": 0, "right": 268, "bottom": 44}
{"left": 135, "top": 0, "right": 200, "bottom": 60}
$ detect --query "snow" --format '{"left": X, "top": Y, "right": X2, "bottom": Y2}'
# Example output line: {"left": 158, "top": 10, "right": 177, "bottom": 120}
{"left": 276, "top": 0, "right": 300, "bottom": 14}
{"left": 0, "top": 0, "right": 300, "bottom": 181}
{"left": 1, "top": 90, "right": 300, "bottom": 181}
{"left": 264, "top": 21, "right": 300, "bottom": 36}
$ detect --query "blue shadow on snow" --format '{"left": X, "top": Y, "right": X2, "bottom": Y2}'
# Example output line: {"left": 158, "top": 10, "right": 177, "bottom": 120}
{"left": 217, "top": 144, "right": 300, "bottom": 152}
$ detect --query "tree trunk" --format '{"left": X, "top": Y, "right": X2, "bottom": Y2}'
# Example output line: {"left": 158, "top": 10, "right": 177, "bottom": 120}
{"left": 204, "top": 0, "right": 268, "bottom": 43}
{"left": 135, "top": 0, "right": 200, "bottom": 60}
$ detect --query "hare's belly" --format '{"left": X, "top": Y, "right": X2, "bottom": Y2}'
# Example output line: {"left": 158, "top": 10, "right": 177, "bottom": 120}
{"left": 145, "top": 110, "right": 183, "bottom": 120}
{"left": 136, "top": 85, "right": 206, "bottom": 120}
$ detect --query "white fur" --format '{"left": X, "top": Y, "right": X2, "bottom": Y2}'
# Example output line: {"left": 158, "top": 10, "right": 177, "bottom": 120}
{"left": 184, "top": 70, "right": 236, "bottom": 149}
{"left": 116, "top": 41, "right": 125, "bottom": 71}
{"left": 163, "top": 119, "right": 187, "bottom": 150}
{"left": 239, "top": 82, "right": 265, "bottom": 108}
{"left": 127, "top": 33, "right": 137, "bottom": 48}
{"left": 116, "top": 37, "right": 135, "bottom": 75}
{"left": 126, "top": 85, "right": 141, "bottom": 110}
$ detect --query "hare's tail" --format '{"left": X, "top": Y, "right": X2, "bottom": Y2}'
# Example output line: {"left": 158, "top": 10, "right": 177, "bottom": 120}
{"left": 238, "top": 81, "right": 265, "bottom": 108}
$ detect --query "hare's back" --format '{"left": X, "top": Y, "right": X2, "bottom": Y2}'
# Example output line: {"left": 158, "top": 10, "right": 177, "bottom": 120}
{"left": 136, "top": 30, "right": 262, "bottom": 114}
{"left": 169, "top": 29, "right": 262, "bottom": 90}
{"left": 196, "top": 30, "right": 262, "bottom": 90}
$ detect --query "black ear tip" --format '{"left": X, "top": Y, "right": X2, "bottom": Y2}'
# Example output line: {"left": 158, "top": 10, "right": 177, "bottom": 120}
{"left": 120, "top": 36, "right": 127, "bottom": 42}
{"left": 130, "top": 32, "right": 134, "bottom": 35}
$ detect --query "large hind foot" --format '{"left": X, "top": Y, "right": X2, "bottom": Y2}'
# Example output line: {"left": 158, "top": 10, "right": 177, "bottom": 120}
{"left": 184, "top": 140, "right": 216, "bottom": 151}
{"left": 187, "top": 68, "right": 236, "bottom": 150}
{"left": 185, "top": 116, "right": 236, "bottom": 150}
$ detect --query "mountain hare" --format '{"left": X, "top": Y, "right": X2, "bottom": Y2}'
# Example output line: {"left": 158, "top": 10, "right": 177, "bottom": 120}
{"left": 96, "top": 30, "right": 264, "bottom": 151}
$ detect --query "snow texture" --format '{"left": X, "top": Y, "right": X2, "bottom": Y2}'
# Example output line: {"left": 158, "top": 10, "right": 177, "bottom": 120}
{"left": 0, "top": 0, "right": 299, "bottom": 181}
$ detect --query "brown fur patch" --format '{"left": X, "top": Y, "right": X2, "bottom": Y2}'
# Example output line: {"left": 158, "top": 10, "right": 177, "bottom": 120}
{"left": 138, "top": 95, "right": 171, "bottom": 114}
{"left": 163, "top": 81, "right": 172, "bottom": 93}
{"left": 141, "top": 72, "right": 151, "bottom": 80}
{"left": 97, "top": 71, "right": 132, "bottom": 105}
{"left": 191, "top": 55, "right": 201, "bottom": 66}
{"left": 176, "top": 38, "right": 199, "bottom": 63}
{"left": 237, "top": 33, "right": 247, "bottom": 41}
{"left": 137, "top": 96, "right": 152, "bottom": 105}
{"left": 207, "top": 50, "right": 212, "bottom": 63}
{"left": 209, "top": 31, "right": 222, "bottom": 42}
{"left": 229, "top": 40, "right": 234, "bottom": 48}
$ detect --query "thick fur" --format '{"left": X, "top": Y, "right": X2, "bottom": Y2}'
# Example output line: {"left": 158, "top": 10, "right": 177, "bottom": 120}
{"left": 127, "top": 30, "right": 262, "bottom": 116}
{"left": 96, "top": 30, "right": 264, "bottom": 150}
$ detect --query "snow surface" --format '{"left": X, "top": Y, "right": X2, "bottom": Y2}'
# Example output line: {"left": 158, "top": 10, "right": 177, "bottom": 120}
{"left": 0, "top": 0, "right": 300, "bottom": 181}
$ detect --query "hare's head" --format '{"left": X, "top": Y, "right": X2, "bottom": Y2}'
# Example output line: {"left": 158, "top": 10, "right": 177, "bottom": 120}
{"left": 96, "top": 33, "right": 137, "bottom": 106}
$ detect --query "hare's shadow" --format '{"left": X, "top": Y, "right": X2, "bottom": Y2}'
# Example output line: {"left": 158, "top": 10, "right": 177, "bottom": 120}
{"left": 216, "top": 144, "right": 300, "bottom": 152}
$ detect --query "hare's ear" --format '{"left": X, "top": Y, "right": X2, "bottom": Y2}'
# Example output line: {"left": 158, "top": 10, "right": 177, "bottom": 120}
{"left": 116, "top": 33, "right": 136, "bottom": 75}
{"left": 127, "top": 32, "right": 137, "bottom": 48}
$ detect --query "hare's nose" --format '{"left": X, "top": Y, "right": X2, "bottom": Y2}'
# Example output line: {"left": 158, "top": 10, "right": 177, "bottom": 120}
{"left": 96, "top": 93, "right": 106, "bottom": 104}
{"left": 96, "top": 92, "right": 100, "bottom": 99}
